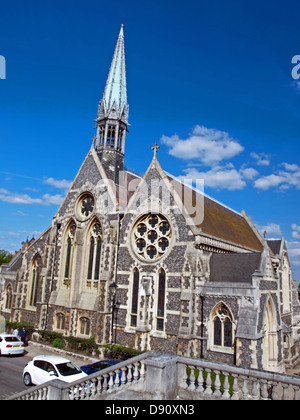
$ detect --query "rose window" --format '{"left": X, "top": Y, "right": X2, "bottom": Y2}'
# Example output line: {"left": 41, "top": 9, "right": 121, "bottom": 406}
{"left": 76, "top": 193, "right": 95, "bottom": 221}
{"left": 133, "top": 214, "right": 171, "bottom": 261}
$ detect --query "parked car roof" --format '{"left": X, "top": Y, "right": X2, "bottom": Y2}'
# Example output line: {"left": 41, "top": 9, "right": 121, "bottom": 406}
{"left": 32, "top": 355, "right": 71, "bottom": 364}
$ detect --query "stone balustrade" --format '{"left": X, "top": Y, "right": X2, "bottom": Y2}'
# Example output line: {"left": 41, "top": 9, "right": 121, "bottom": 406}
{"left": 8, "top": 351, "right": 300, "bottom": 401}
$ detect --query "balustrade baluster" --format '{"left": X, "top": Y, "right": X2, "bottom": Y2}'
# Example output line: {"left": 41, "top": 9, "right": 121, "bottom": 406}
{"left": 270, "top": 381, "right": 279, "bottom": 400}
{"left": 102, "top": 373, "right": 109, "bottom": 392}
{"left": 251, "top": 378, "right": 260, "bottom": 400}
{"left": 222, "top": 372, "right": 231, "bottom": 400}
{"left": 282, "top": 383, "right": 289, "bottom": 400}
{"left": 108, "top": 371, "right": 115, "bottom": 390}
{"left": 292, "top": 385, "right": 300, "bottom": 400}
{"left": 120, "top": 367, "right": 127, "bottom": 386}
{"left": 214, "top": 370, "right": 222, "bottom": 398}
{"left": 241, "top": 376, "right": 249, "bottom": 400}
{"left": 140, "top": 361, "right": 145, "bottom": 381}
{"left": 197, "top": 366, "right": 205, "bottom": 394}
{"left": 189, "top": 365, "right": 196, "bottom": 391}
{"left": 114, "top": 369, "right": 120, "bottom": 388}
{"left": 204, "top": 368, "right": 213, "bottom": 396}
{"left": 260, "top": 380, "right": 269, "bottom": 400}
{"left": 231, "top": 374, "right": 239, "bottom": 400}
{"left": 127, "top": 364, "right": 133, "bottom": 383}
{"left": 133, "top": 362, "right": 139, "bottom": 382}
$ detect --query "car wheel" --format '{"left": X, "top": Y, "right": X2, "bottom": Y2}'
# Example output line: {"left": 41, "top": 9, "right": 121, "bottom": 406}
{"left": 23, "top": 373, "right": 32, "bottom": 386}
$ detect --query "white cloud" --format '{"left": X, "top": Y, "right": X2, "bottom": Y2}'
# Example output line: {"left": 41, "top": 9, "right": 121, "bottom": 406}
{"left": 161, "top": 125, "right": 244, "bottom": 165}
{"left": 254, "top": 174, "right": 285, "bottom": 190}
{"left": 43, "top": 177, "right": 72, "bottom": 190}
{"left": 178, "top": 165, "right": 246, "bottom": 191}
{"left": 0, "top": 189, "right": 64, "bottom": 206}
{"left": 255, "top": 222, "right": 282, "bottom": 237}
{"left": 42, "top": 193, "right": 64, "bottom": 205}
{"left": 254, "top": 163, "right": 300, "bottom": 191}
{"left": 292, "top": 224, "right": 300, "bottom": 239}
{"left": 286, "top": 241, "right": 300, "bottom": 266}
{"left": 240, "top": 167, "right": 259, "bottom": 180}
{"left": 0, "top": 189, "right": 44, "bottom": 205}
{"left": 251, "top": 152, "right": 270, "bottom": 166}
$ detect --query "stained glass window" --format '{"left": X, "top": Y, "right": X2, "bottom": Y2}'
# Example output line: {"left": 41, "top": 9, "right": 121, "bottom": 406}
{"left": 213, "top": 304, "right": 233, "bottom": 348}
{"left": 133, "top": 214, "right": 171, "bottom": 261}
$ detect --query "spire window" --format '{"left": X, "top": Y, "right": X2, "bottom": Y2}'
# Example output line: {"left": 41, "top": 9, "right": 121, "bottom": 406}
{"left": 107, "top": 125, "right": 116, "bottom": 148}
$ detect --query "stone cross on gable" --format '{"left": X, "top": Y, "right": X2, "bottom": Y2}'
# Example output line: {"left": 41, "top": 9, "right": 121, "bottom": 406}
{"left": 152, "top": 143, "right": 160, "bottom": 158}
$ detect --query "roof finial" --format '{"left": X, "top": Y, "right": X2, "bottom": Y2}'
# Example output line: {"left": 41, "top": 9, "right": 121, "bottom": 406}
{"left": 152, "top": 143, "right": 160, "bottom": 158}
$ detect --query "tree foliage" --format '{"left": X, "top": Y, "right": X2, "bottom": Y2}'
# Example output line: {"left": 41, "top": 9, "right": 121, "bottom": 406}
{"left": 0, "top": 249, "right": 13, "bottom": 265}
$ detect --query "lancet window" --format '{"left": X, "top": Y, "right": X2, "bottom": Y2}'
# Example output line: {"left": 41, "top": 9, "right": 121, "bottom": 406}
{"left": 156, "top": 268, "right": 166, "bottom": 331}
{"left": 29, "top": 255, "right": 41, "bottom": 307}
{"left": 63, "top": 223, "right": 76, "bottom": 288}
{"left": 213, "top": 304, "right": 233, "bottom": 348}
{"left": 130, "top": 268, "right": 139, "bottom": 327}
{"left": 86, "top": 222, "right": 102, "bottom": 288}
{"left": 5, "top": 284, "right": 12, "bottom": 310}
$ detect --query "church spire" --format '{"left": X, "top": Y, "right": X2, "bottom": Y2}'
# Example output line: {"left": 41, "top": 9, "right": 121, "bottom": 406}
{"left": 95, "top": 24, "right": 129, "bottom": 184}
{"left": 101, "top": 23, "right": 128, "bottom": 124}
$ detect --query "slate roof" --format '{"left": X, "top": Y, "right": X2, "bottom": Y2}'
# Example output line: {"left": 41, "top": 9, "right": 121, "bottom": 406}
{"left": 267, "top": 239, "right": 282, "bottom": 256}
{"left": 168, "top": 175, "right": 263, "bottom": 252}
{"left": 209, "top": 252, "right": 262, "bottom": 283}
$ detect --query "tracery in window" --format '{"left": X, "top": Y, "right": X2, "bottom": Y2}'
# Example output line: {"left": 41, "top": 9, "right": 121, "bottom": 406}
{"left": 64, "top": 223, "right": 76, "bottom": 287}
{"left": 86, "top": 222, "right": 102, "bottom": 288}
{"left": 213, "top": 304, "right": 233, "bottom": 348}
{"left": 133, "top": 214, "right": 171, "bottom": 262}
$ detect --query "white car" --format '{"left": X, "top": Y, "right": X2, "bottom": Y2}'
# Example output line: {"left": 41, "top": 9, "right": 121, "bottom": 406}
{"left": 0, "top": 333, "right": 25, "bottom": 356}
{"left": 23, "top": 355, "right": 87, "bottom": 386}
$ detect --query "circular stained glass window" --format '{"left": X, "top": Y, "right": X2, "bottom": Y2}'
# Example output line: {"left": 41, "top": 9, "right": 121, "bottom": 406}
{"left": 76, "top": 193, "right": 95, "bottom": 220}
{"left": 133, "top": 214, "right": 171, "bottom": 261}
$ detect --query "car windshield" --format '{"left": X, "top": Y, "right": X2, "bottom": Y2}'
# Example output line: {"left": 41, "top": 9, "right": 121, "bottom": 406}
{"left": 55, "top": 362, "right": 82, "bottom": 377}
{"left": 5, "top": 337, "right": 20, "bottom": 342}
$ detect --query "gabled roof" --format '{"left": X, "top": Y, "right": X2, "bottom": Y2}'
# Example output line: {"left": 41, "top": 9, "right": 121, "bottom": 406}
{"left": 167, "top": 174, "right": 263, "bottom": 252}
{"left": 210, "top": 252, "right": 262, "bottom": 283}
{"left": 114, "top": 154, "right": 263, "bottom": 252}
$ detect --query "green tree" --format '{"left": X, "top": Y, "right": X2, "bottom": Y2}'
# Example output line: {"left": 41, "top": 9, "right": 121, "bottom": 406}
{"left": 0, "top": 249, "right": 13, "bottom": 266}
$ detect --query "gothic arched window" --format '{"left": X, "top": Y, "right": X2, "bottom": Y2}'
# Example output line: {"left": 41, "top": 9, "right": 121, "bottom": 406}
{"left": 86, "top": 222, "right": 102, "bottom": 288}
{"left": 5, "top": 284, "right": 12, "bottom": 310}
{"left": 156, "top": 268, "right": 166, "bottom": 331}
{"left": 130, "top": 268, "right": 139, "bottom": 327}
{"left": 213, "top": 304, "right": 233, "bottom": 348}
{"left": 64, "top": 223, "right": 76, "bottom": 287}
{"left": 80, "top": 317, "right": 90, "bottom": 336}
{"left": 56, "top": 313, "right": 65, "bottom": 330}
{"left": 29, "top": 256, "right": 41, "bottom": 307}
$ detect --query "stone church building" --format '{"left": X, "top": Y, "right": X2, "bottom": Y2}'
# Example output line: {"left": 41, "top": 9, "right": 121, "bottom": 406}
{"left": 1, "top": 25, "right": 300, "bottom": 373}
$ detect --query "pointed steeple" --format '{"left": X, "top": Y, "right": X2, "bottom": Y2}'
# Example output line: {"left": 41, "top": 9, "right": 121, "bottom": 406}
{"left": 100, "top": 24, "right": 128, "bottom": 124}
{"left": 94, "top": 24, "right": 129, "bottom": 184}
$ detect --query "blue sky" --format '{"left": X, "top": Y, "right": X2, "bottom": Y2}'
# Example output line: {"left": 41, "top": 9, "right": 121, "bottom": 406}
{"left": 1, "top": 0, "right": 300, "bottom": 280}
